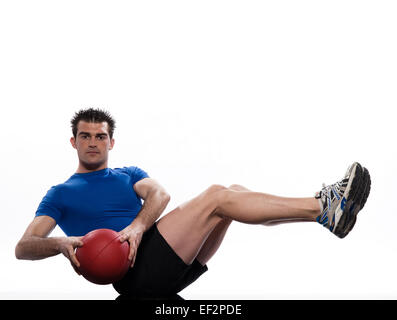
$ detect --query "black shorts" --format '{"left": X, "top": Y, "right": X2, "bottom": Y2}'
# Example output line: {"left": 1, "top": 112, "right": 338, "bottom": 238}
{"left": 113, "top": 223, "right": 208, "bottom": 297}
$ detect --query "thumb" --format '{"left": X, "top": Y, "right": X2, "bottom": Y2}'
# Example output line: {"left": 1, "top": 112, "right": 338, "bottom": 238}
{"left": 119, "top": 233, "right": 128, "bottom": 242}
{"left": 75, "top": 237, "right": 84, "bottom": 247}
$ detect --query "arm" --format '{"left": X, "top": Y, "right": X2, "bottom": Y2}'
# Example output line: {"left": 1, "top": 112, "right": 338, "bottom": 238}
{"left": 15, "top": 215, "right": 83, "bottom": 269}
{"left": 131, "top": 177, "right": 171, "bottom": 231}
{"left": 118, "top": 177, "right": 170, "bottom": 266}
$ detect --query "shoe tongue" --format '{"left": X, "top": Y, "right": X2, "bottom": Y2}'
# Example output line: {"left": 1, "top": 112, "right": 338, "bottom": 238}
{"left": 318, "top": 189, "right": 329, "bottom": 209}
{"left": 315, "top": 183, "right": 327, "bottom": 198}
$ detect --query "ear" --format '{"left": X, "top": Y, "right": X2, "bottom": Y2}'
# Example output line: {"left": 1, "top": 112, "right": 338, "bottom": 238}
{"left": 109, "top": 138, "right": 115, "bottom": 150}
{"left": 70, "top": 137, "right": 77, "bottom": 149}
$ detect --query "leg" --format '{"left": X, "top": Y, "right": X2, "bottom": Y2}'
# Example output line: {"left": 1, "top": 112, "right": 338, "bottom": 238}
{"left": 157, "top": 185, "right": 231, "bottom": 266}
{"left": 214, "top": 187, "right": 320, "bottom": 224}
{"left": 195, "top": 216, "right": 232, "bottom": 265}
{"left": 194, "top": 185, "right": 250, "bottom": 265}
{"left": 157, "top": 184, "right": 321, "bottom": 265}
{"left": 194, "top": 183, "right": 295, "bottom": 265}
{"left": 218, "top": 184, "right": 315, "bottom": 226}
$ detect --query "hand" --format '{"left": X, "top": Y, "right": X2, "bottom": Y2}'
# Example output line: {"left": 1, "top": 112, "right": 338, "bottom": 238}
{"left": 58, "top": 236, "right": 84, "bottom": 275}
{"left": 118, "top": 224, "right": 145, "bottom": 268}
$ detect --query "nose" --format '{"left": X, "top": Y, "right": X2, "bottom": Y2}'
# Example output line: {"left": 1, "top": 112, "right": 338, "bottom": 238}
{"left": 88, "top": 136, "right": 98, "bottom": 147}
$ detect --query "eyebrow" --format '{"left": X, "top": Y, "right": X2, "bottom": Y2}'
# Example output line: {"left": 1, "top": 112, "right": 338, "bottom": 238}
{"left": 78, "top": 132, "right": 108, "bottom": 137}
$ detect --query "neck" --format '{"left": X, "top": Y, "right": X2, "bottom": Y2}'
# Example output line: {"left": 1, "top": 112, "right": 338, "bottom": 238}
{"left": 76, "top": 162, "right": 108, "bottom": 174}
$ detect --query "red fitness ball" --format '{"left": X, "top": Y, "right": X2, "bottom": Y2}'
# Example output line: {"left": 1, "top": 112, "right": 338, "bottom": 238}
{"left": 76, "top": 229, "right": 130, "bottom": 285}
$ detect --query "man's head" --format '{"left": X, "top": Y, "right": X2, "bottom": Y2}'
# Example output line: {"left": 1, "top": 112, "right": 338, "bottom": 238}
{"left": 70, "top": 108, "right": 116, "bottom": 172}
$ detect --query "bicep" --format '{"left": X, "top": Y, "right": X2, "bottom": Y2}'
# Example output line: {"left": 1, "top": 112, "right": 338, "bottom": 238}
{"left": 22, "top": 215, "right": 57, "bottom": 239}
{"left": 133, "top": 178, "right": 168, "bottom": 200}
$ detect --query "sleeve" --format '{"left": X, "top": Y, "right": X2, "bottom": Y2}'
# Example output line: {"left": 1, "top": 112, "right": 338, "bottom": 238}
{"left": 127, "top": 166, "right": 150, "bottom": 186}
{"left": 35, "top": 186, "right": 63, "bottom": 223}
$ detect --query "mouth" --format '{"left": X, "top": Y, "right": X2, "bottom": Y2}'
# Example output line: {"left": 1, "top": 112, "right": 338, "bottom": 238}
{"left": 87, "top": 151, "right": 99, "bottom": 154}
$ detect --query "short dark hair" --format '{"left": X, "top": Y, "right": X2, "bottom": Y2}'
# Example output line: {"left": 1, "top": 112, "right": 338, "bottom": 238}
{"left": 71, "top": 108, "right": 116, "bottom": 139}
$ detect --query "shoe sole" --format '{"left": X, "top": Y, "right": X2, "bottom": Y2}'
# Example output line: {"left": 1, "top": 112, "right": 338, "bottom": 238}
{"left": 360, "top": 167, "right": 371, "bottom": 209}
{"left": 334, "top": 163, "right": 371, "bottom": 238}
{"left": 332, "top": 162, "right": 363, "bottom": 238}
{"left": 339, "top": 167, "right": 371, "bottom": 238}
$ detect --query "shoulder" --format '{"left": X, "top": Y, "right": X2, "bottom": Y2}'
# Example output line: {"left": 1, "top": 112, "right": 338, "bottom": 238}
{"left": 112, "top": 166, "right": 149, "bottom": 178}
{"left": 40, "top": 182, "right": 70, "bottom": 205}
{"left": 43, "top": 173, "right": 78, "bottom": 197}
{"left": 44, "top": 183, "right": 64, "bottom": 197}
{"left": 112, "top": 166, "right": 150, "bottom": 186}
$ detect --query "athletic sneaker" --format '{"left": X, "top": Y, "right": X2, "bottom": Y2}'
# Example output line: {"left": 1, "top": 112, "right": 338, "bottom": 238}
{"left": 315, "top": 162, "right": 371, "bottom": 238}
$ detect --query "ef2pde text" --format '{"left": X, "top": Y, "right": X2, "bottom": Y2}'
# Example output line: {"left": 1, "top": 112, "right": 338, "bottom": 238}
{"left": 154, "top": 303, "right": 242, "bottom": 317}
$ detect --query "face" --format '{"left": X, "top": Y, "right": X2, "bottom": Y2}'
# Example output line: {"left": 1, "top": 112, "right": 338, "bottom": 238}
{"left": 70, "top": 121, "right": 115, "bottom": 172}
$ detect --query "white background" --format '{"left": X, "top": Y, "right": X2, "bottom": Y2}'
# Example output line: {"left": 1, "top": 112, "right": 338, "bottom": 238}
{"left": 0, "top": 0, "right": 396, "bottom": 299}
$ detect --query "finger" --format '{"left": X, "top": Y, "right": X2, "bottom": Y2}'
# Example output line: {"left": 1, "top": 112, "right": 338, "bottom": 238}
{"left": 119, "top": 233, "right": 128, "bottom": 242}
{"left": 128, "top": 245, "right": 135, "bottom": 262}
{"left": 130, "top": 252, "right": 137, "bottom": 268}
{"left": 71, "top": 262, "right": 81, "bottom": 275}
{"left": 68, "top": 248, "right": 80, "bottom": 268}
{"left": 129, "top": 241, "right": 139, "bottom": 267}
{"left": 76, "top": 237, "right": 84, "bottom": 247}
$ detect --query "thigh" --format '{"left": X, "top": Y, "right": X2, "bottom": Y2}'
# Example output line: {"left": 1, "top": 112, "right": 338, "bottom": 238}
{"left": 113, "top": 224, "right": 207, "bottom": 297}
{"left": 156, "top": 185, "right": 225, "bottom": 265}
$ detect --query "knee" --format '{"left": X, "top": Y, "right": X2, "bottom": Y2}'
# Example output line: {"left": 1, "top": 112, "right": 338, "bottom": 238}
{"left": 228, "top": 184, "right": 244, "bottom": 191}
{"left": 228, "top": 184, "right": 251, "bottom": 192}
{"left": 203, "top": 184, "right": 228, "bottom": 206}
{"left": 205, "top": 184, "right": 228, "bottom": 195}
{"left": 203, "top": 184, "right": 230, "bottom": 214}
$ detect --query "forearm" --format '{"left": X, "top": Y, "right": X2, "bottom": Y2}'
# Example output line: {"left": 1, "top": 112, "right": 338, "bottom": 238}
{"left": 15, "top": 236, "right": 63, "bottom": 260}
{"left": 132, "top": 190, "right": 170, "bottom": 231}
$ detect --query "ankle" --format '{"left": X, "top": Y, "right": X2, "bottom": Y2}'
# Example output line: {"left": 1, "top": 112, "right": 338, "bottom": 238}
{"left": 310, "top": 197, "right": 322, "bottom": 220}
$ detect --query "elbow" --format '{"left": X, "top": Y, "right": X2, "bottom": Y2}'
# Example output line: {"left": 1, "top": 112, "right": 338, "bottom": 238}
{"left": 155, "top": 189, "right": 170, "bottom": 208}
{"left": 15, "top": 238, "right": 30, "bottom": 260}
{"left": 164, "top": 192, "right": 171, "bottom": 204}
{"left": 163, "top": 192, "right": 171, "bottom": 206}
{"left": 15, "top": 242, "right": 24, "bottom": 260}
{"left": 161, "top": 192, "right": 171, "bottom": 208}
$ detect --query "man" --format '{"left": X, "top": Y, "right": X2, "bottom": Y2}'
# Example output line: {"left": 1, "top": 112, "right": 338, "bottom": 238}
{"left": 15, "top": 108, "right": 371, "bottom": 298}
